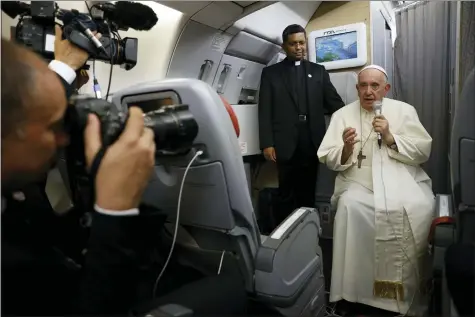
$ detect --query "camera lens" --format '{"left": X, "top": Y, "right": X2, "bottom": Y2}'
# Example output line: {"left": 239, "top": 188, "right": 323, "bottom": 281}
{"left": 143, "top": 105, "right": 199, "bottom": 152}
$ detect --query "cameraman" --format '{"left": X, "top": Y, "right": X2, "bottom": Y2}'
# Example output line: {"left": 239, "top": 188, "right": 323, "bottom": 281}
{"left": 1, "top": 26, "right": 156, "bottom": 315}
{"left": 2, "top": 28, "right": 250, "bottom": 317}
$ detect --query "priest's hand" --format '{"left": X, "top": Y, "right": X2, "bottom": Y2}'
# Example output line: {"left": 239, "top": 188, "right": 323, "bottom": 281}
{"left": 373, "top": 115, "right": 395, "bottom": 145}
{"left": 263, "top": 147, "right": 276, "bottom": 162}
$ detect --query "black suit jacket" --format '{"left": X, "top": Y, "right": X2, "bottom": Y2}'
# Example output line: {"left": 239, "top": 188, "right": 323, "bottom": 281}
{"left": 258, "top": 59, "right": 344, "bottom": 161}
{"left": 1, "top": 73, "right": 163, "bottom": 316}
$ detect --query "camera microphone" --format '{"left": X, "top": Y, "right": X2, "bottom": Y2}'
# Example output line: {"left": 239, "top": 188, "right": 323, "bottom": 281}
{"left": 373, "top": 101, "right": 383, "bottom": 149}
{"left": 76, "top": 20, "right": 109, "bottom": 57}
{"left": 94, "top": 1, "right": 158, "bottom": 31}
{"left": 1, "top": 1, "right": 30, "bottom": 19}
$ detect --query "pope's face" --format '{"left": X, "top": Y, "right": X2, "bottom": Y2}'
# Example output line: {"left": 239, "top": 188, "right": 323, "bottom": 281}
{"left": 356, "top": 69, "right": 391, "bottom": 109}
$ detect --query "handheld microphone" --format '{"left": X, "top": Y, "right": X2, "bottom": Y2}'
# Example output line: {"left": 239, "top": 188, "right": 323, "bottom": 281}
{"left": 373, "top": 101, "right": 383, "bottom": 149}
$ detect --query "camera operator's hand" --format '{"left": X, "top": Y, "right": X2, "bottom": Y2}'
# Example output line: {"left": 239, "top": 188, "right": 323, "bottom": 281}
{"left": 54, "top": 25, "right": 100, "bottom": 71}
{"left": 84, "top": 107, "right": 156, "bottom": 211}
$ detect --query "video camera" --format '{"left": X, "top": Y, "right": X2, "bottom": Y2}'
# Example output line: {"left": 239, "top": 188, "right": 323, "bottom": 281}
{"left": 66, "top": 96, "right": 199, "bottom": 159}
{"left": 1, "top": 1, "right": 158, "bottom": 70}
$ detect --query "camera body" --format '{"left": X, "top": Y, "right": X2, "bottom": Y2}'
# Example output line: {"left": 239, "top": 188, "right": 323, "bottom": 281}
{"left": 67, "top": 97, "right": 198, "bottom": 153}
{"left": 10, "top": 1, "right": 138, "bottom": 70}
{"left": 63, "top": 95, "right": 199, "bottom": 212}
{"left": 65, "top": 96, "right": 199, "bottom": 176}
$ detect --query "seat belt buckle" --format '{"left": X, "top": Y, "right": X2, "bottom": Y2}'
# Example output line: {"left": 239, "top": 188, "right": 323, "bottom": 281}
{"left": 298, "top": 114, "right": 307, "bottom": 122}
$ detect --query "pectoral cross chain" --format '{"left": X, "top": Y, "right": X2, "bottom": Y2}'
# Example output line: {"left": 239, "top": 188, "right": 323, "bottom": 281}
{"left": 357, "top": 150, "right": 366, "bottom": 168}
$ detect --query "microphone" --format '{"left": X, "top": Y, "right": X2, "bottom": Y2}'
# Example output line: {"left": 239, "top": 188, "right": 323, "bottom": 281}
{"left": 94, "top": 1, "right": 159, "bottom": 31}
{"left": 1, "top": 1, "right": 30, "bottom": 19}
{"left": 76, "top": 20, "right": 109, "bottom": 57}
{"left": 373, "top": 101, "right": 383, "bottom": 149}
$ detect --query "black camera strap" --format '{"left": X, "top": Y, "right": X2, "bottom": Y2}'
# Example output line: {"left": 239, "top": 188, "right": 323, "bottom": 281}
{"left": 89, "top": 146, "right": 108, "bottom": 203}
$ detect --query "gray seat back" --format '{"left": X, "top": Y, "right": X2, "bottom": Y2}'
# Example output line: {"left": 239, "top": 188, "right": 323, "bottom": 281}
{"left": 316, "top": 72, "right": 358, "bottom": 239}
{"left": 112, "top": 79, "right": 260, "bottom": 287}
{"left": 317, "top": 72, "right": 358, "bottom": 200}
{"left": 450, "top": 67, "right": 475, "bottom": 243}
{"left": 328, "top": 72, "right": 359, "bottom": 105}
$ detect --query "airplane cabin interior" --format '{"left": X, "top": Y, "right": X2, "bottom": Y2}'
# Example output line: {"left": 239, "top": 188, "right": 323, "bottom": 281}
{"left": 1, "top": 1, "right": 474, "bottom": 317}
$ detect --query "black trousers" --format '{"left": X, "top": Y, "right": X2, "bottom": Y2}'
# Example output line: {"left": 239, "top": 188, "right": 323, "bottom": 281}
{"left": 445, "top": 243, "right": 475, "bottom": 317}
{"left": 275, "top": 142, "right": 318, "bottom": 226}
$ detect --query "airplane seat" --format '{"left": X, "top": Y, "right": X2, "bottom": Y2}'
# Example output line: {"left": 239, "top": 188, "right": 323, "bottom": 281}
{"left": 315, "top": 71, "right": 358, "bottom": 239}
{"left": 328, "top": 72, "right": 359, "bottom": 105}
{"left": 428, "top": 67, "right": 475, "bottom": 317}
{"left": 112, "top": 79, "right": 326, "bottom": 317}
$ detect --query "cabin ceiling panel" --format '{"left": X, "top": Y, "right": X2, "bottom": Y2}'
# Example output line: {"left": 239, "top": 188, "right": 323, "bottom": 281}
{"left": 233, "top": 1, "right": 257, "bottom": 8}
{"left": 157, "top": 1, "right": 276, "bottom": 31}
{"left": 192, "top": 1, "right": 244, "bottom": 29}
{"left": 231, "top": 1, "right": 322, "bottom": 45}
{"left": 156, "top": 1, "right": 212, "bottom": 16}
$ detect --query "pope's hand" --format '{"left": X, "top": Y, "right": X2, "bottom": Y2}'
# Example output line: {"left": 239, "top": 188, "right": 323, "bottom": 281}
{"left": 342, "top": 127, "right": 359, "bottom": 152}
{"left": 372, "top": 115, "right": 394, "bottom": 144}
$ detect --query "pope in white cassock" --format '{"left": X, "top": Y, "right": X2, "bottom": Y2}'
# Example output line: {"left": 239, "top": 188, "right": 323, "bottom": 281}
{"left": 317, "top": 65, "right": 434, "bottom": 315}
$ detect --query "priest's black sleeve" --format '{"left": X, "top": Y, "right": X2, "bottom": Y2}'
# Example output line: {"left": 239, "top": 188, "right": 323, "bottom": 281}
{"left": 322, "top": 69, "right": 344, "bottom": 115}
{"left": 258, "top": 68, "right": 274, "bottom": 149}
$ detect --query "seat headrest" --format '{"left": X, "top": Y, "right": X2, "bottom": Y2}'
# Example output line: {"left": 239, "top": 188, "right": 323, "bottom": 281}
{"left": 329, "top": 72, "right": 358, "bottom": 105}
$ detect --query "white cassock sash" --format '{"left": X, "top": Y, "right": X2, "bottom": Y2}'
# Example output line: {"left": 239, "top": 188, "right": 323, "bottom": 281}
{"left": 372, "top": 144, "right": 433, "bottom": 300}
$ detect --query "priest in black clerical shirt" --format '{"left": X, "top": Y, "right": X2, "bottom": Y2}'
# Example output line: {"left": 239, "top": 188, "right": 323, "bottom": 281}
{"left": 258, "top": 24, "right": 344, "bottom": 225}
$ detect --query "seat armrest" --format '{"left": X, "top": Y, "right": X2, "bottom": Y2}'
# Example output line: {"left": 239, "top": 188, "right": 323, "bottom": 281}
{"left": 141, "top": 304, "right": 193, "bottom": 317}
{"left": 434, "top": 194, "right": 454, "bottom": 219}
{"left": 429, "top": 194, "right": 456, "bottom": 244}
{"left": 254, "top": 208, "right": 323, "bottom": 309}
{"left": 429, "top": 194, "right": 456, "bottom": 276}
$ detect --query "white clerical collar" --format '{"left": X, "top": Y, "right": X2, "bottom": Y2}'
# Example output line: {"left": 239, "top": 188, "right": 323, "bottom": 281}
{"left": 295, "top": 61, "right": 301, "bottom": 66}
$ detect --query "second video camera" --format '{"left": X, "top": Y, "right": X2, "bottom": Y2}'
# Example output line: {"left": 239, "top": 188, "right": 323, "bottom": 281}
{"left": 2, "top": 1, "right": 158, "bottom": 70}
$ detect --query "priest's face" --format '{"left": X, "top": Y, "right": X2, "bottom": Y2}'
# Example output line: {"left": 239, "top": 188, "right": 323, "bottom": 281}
{"left": 356, "top": 69, "right": 391, "bottom": 109}
{"left": 282, "top": 32, "right": 307, "bottom": 61}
